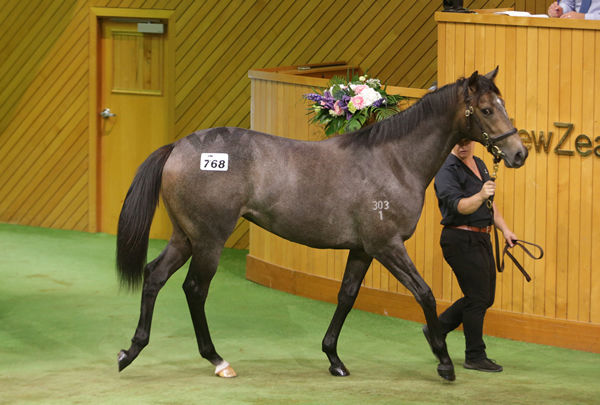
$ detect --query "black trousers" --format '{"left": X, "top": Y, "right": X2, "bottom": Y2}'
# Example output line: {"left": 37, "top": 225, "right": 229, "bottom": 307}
{"left": 439, "top": 227, "right": 496, "bottom": 361}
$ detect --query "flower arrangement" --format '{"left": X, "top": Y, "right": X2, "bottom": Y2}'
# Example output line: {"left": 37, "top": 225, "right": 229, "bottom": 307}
{"left": 304, "top": 74, "right": 404, "bottom": 136}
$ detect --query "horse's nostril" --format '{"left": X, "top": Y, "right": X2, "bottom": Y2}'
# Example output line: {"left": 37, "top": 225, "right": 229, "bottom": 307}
{"left": 515, "top": 149, "right": 527, "bottom": 165}
{"left": 515, "top": 152, "right": 523, "bottom": 163}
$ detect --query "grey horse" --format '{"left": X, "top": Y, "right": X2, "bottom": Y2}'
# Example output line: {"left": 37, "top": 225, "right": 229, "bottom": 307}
{"left": 115, "top": 68, "right": 527, "bottom": 381}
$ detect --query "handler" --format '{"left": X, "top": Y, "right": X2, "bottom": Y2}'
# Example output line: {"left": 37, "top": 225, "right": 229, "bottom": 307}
{"left": 431, "top": 138, "right": 517, "bottom": 372}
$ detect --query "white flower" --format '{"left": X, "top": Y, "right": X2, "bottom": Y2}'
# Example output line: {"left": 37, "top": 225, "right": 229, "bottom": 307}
{"left": 366, "top": 78, "right": 381, "bottom": 88}
{"left": 349, "top": 84, "right": 383, "bottom": 109}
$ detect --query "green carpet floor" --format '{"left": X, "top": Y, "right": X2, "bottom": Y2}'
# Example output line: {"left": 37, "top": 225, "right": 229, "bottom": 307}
{"left": 1, "top": 224, "right": 598, "bottom": 404}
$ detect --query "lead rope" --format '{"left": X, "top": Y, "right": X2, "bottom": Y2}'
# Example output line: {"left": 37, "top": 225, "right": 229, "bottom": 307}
{"left": 487, "top": 162, "right": 543, "bottom": 282}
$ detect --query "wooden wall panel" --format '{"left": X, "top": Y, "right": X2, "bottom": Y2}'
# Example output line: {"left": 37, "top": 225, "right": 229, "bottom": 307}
{"left": 0, "top": 0, "right": 550, "bottom": 243}
{"left": 0, "top": 0, "right": 89, "bottom": 232}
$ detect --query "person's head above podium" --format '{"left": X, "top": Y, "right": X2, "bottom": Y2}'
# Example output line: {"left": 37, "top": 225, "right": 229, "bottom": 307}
{"left": 548, "top": 0, "right": 600, "bottom": 20}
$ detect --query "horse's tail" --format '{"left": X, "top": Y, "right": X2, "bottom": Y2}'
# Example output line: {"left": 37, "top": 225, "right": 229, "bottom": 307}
{"left": 116, "top": 143, "right": 175, "bottom": 290}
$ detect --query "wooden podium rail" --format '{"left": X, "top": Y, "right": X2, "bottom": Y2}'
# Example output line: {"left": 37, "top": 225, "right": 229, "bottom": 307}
{"left": 247, "top": 52, "right": 600, "bottom": 353}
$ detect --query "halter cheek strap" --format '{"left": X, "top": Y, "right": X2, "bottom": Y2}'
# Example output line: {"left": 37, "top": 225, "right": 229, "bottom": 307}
{"left": 464, "top": 105, "right": 517, "bottom": 164}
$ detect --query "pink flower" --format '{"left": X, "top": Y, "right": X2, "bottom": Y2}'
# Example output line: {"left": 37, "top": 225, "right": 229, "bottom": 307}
{"left": 350, "top": 95, "right": 365, "bottom": 110}
{"left": 352, "top": 84, "right": 369, "bottom": 95}
{"left": 330, "top": 100, "right": 344, "bottom": 116}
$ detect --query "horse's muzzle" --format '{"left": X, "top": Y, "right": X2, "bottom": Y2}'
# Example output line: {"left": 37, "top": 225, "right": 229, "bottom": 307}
{"left": 505, "top": 147, "right": 528, "bottom": 168}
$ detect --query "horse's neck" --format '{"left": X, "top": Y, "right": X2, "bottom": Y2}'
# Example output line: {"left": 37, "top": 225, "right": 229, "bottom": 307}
{"left": 388, "top": 110, "right": 462, "bottom": 188}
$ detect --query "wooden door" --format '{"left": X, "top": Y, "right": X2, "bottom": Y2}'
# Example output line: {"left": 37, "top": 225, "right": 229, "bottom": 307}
{"left": 98, "top": 19, "right": 172, "bottom": 239}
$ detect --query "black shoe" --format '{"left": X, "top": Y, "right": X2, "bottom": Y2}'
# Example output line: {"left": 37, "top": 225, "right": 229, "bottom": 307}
{"left": 463, "top": 357, "right": 503, "bottom": 372}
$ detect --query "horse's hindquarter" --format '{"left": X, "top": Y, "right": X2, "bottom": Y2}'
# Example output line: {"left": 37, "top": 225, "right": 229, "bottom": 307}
{"left": 160, "top": 128, "right": 260, "bottom": 239}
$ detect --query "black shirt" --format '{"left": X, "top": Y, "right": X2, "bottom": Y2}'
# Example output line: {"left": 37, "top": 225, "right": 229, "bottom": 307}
{"left": 434, "top": 154, "right": 493, "bottom": 228}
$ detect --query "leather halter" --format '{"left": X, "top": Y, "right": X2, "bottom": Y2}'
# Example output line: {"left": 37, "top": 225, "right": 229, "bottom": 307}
{"left": 464, "top": 105, "right": 517, "bottom": 164}
{"left": 462, "top": 80, "right": 517, "bottom": 163}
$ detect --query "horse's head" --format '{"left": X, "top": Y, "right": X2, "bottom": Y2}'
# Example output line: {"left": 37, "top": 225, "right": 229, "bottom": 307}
{"left": 461, "top": 67, "right": 527, "bottom": 168}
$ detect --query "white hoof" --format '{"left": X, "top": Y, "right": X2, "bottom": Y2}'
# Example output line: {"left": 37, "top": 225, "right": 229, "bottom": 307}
{"left": 215, "top": 361, "right": 237, "bottom": 378}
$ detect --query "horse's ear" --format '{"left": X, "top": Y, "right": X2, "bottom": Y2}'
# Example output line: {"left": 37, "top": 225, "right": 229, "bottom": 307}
{"left": 467, "top": 71, "right": 479, "bottom": 92}
{"left": 484, "top": 66, "right": 499, "bottom": 81}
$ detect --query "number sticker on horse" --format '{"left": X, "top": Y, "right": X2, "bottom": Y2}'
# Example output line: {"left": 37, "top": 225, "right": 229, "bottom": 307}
{"left": 201, "top": 153, "right": 228, "bottom": 171}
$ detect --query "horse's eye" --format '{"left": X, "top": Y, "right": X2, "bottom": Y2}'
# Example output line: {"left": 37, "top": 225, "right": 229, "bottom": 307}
{"left": 482, "top": 108, "right": 492, "bottom": 116}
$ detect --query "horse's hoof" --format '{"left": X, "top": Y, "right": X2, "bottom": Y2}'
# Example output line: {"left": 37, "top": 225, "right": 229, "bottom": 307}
{"left": 217, "top": 366, "right": 237, "bottom": 378}
{"left": 215, "top": 361, "right": 237, "bottom": 378}
{"left": 117, "top": 350, "right": 130, "bottom": 372}
{"left": 437, "top": 364, "right": 456, "bottom": 381}
{"left": 329, "top": 364, "right": 350, "bottom": 377}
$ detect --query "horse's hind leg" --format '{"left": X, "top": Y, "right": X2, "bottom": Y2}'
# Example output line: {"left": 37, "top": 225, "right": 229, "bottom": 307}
{"left": 118, "top": 235, "right": 191, "bottom": 371}
{"left": 322, "top": 249, "right": 372, "bottom": 376}
{"left": 182, "top": 243, "right": 236, "bottom": 377}
{"left": 375, "top": 241, "right": 455, "bottom": 381}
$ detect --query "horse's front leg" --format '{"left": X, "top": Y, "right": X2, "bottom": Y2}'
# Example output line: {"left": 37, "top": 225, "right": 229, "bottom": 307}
{"left": 375, "top": 240, "right": 455, "bottom": 381}
{"left": 322, "top": 249, "right": 372, "bottom": 376}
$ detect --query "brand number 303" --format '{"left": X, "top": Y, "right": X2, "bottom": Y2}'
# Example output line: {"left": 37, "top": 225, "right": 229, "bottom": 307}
{"left": 372, "top": 200, "right": 390, "bottom": 210}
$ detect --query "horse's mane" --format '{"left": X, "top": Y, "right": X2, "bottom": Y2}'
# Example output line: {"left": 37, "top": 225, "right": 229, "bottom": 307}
{"left": 338, "top": 75, "right": 499, "bottom": 148}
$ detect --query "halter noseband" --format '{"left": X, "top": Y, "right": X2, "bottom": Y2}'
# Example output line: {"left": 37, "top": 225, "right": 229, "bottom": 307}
{"left": 464, "top": 104, "right": 517, "bottom": 164}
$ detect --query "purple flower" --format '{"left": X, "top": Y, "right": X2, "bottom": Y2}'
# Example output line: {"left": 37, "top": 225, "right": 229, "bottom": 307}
{"left": 304, "top": 93, "right": 323, "bottom": 102}
{"left": 373, "top": 98, "right": 385, "bottom": 108}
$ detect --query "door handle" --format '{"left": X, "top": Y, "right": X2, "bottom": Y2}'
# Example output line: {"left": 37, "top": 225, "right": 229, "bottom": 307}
{"left": 100, "top": 108, "right": 116, "bottom": 118}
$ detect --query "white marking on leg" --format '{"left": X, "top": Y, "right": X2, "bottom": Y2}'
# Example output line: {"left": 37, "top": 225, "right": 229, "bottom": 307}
{"left": 215, "top": 360, "right": 237, "bottom": 378}
{"left": 215, "top": 360, "right": 230, "bottom": 375}
{"left": 118, "top": 351, "right": 127, "bottom": 362}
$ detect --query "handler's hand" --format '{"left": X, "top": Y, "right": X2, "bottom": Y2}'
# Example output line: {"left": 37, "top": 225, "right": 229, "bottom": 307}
{"left": 478, "top": 180, "right": 496, "bottom": 200}
{"left": 503, "top": 229, "right": 518, "bottom": 248}
{"left": 548, "top": 1, "right": 563, "bottom": 17}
